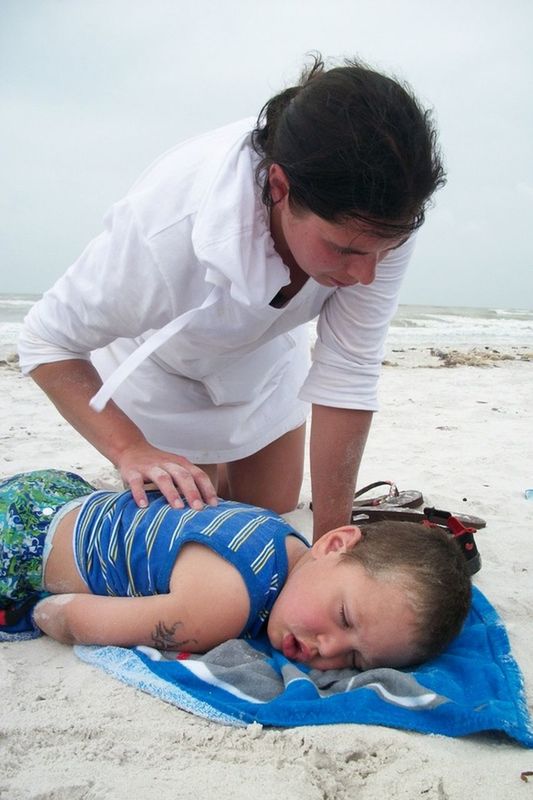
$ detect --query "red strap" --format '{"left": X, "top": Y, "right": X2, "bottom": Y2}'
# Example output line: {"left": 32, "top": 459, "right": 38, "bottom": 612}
{"left": 445, "top": 515, "right": 476, "bottom": 538}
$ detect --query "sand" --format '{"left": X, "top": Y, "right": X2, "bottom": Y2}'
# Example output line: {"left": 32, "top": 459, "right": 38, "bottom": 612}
{"left": 1, "top": 351, "right": 532, "bottom": 799}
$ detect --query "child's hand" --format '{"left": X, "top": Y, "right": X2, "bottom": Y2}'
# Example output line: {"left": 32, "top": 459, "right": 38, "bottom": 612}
{"left": 117, "top": 442, "right": 218, "bottom": 510}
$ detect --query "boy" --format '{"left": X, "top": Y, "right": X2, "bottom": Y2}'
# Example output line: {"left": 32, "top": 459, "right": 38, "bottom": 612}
{"left": 1, "top": 470, "right": 471, "bottom": 671}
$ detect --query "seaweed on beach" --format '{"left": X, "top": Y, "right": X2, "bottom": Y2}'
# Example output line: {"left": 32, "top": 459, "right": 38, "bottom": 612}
{"left": 428, "top": 347, "right": 531, "bottom": 367}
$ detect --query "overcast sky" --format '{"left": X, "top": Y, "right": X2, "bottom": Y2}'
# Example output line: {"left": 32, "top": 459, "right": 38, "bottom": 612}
{"left": 1, "top": 0, "right": 532, "bottom": 308}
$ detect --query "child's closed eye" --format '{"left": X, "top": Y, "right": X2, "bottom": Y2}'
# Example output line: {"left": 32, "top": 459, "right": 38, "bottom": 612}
{"left": 340, "top": 604, "right": 351, "bottom": 628}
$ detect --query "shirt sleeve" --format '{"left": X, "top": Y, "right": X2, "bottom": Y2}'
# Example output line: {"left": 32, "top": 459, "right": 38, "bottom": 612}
{"left": 17, "top": 200, "right": 178, "bottom": 375}
{"left": 298, "top": 234, "right": 416, "bottom": 411}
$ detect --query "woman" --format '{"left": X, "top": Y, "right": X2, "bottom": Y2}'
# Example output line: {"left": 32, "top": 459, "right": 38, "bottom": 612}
{"left": 18, "top": 56, "right": 445, "bottom": 542}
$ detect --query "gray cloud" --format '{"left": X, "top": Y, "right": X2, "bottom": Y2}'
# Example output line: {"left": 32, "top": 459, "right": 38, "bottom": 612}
{"left": 1, "top": 0, "right": 532, "bottom": 308}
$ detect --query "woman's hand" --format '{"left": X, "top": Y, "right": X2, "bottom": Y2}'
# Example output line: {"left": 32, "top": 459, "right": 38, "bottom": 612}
{"left": 30, "top": 361, "right": 218, "bottom": 511}
{"left": 117, "top": 442, "right": 218, "bottom": 510}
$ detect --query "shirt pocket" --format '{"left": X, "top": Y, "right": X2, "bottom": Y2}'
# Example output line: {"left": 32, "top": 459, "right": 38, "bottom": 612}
{"left": 201, "top": 332, "right": 298, "bottom": 406}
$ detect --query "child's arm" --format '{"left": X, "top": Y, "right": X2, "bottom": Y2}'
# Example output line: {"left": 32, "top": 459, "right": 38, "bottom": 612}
{"left": 33, "top": 591, "right": 248, "bottom": 650}
{"left": 33, "top": 545, "right": 250, "bottom": 650}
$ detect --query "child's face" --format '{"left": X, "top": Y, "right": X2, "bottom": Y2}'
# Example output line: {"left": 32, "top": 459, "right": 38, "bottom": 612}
{"left": 267, "top": 527, "right": 418, "bottom": 671}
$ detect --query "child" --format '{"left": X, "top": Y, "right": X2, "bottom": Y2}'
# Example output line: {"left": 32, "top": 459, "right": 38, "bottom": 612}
{"left": 1, "top": 470, "right": 471, "bottom": 671}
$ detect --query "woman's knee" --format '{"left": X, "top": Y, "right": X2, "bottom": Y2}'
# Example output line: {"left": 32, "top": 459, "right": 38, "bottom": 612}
{"left": 225, "top": 425, "right": 305, "bottom": 511}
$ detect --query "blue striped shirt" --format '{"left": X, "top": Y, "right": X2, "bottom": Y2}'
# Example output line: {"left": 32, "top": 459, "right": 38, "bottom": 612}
{"left": 74, "top": 490, "right": 309, "bottom": 637}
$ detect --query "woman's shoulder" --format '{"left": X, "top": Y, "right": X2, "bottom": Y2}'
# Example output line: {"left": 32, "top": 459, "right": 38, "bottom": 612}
{"left": 121, "top": 118, "right": 257, "bottom": 248}
{"left": 128, "top": 118, "right": 256, "bottom": 201}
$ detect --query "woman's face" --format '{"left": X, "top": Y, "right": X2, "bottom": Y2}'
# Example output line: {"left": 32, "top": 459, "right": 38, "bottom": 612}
{"left": 268, "top": 164, "right": 408, "bottom": 288}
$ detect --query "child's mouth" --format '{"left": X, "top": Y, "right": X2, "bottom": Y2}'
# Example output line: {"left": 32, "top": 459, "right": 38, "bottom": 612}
{"left": 281, "top": 632, "right": 312, "bottom": 662}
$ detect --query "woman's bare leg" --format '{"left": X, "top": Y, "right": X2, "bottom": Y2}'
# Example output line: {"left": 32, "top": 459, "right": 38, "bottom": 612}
{"left": 197, "top": 464, "right": 219, "bottom": 493}
{"left": 223, "top": 424, "right": 306, "bottom": 514}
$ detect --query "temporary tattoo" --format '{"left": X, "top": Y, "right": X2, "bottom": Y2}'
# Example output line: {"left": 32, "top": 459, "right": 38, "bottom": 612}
{"left": 151, "top": 620, "right": 198, "bottom": 651}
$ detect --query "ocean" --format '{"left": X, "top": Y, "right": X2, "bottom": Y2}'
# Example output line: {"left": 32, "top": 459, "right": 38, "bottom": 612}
{"left": 388, "top": 304, "right": 533, "bottom": 351}
{"left": 0, "top": 294, "right": 41, "bottom": 359}
{"left": 1, "top": 293, "right": 532, "bottom": 361}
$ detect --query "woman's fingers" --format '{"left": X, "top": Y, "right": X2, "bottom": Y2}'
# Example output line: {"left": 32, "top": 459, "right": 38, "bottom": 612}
{"left": 125, "top": 471, "right": 150, "bottom": 508}
{"left": 149, "top": 466, "right": 199, "bottom": 509}
{"left": 163, "top": 463, "right": 218, "bottom": 508}
{"left": 190, "top": 467, "right": 219, "bottom": 507}
{"left": 119, "top": 447, "right": 218, "bottom": 509}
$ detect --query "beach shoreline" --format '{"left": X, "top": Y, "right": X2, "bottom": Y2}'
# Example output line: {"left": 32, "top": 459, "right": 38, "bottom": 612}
{"left": 1, "top": 354, "right": 532, "bottom": 799}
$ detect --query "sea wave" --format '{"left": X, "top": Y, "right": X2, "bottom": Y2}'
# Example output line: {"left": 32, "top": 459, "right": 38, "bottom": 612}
{"left": 1, "top": 296, "right": 532, "bottom": 360}
{"left": 389, "top": 319, "right": 425, "bottom": 328}
{"left": 394, "top": 304, "right": 533, "bottom": 322}
{"left": 0, "top": 294, "right": 40, "bottom": 307}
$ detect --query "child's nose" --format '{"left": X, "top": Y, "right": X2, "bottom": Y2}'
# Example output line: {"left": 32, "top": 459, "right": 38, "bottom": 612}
{"left": 317, "top": 633, "right": 345, "bottom": 659}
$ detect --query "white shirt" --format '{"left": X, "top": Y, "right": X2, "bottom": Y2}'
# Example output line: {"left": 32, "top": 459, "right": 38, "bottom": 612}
{"left": 18, "top": 119, "right": 414, "bottom": 460}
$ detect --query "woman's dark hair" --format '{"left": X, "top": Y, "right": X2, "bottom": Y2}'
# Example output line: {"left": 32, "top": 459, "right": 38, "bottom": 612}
{"left": 252, "top": 54, "right": 446, "bottom": 237}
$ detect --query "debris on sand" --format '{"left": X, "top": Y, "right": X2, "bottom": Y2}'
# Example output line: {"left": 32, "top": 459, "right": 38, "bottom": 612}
{"left": 428, "top": 348, "right": 529, "bottom": 367}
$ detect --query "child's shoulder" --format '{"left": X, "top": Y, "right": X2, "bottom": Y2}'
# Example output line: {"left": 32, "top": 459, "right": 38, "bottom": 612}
{"left": 285, "top": 532, "right": 310, "bottom": 569}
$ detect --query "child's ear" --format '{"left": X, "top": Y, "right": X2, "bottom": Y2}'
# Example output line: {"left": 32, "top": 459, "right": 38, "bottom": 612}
{"left": 312, "top": 526, "right": 362, "bottom": 556}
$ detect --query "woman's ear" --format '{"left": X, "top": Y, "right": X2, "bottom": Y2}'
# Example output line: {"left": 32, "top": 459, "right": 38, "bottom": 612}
{"left": 312, "top": 526, "right": 363, "bottom": 556}
{"left": 268, "top": 164, "right": 290, "bottom": 205}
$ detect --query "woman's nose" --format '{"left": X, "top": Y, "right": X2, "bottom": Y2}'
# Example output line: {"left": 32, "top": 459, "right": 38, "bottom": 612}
{"left": 346, "top": 255, "right": 378, "bottom": 285}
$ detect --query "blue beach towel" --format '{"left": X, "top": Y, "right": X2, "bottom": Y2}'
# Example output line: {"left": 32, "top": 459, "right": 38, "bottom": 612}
{"left": 75, "top": 587, "right": 533, "bottom": 746}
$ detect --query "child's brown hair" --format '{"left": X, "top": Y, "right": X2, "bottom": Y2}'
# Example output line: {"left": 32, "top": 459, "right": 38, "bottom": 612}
{"left": 343, "top": 521, "right": 472, "bottom": 664}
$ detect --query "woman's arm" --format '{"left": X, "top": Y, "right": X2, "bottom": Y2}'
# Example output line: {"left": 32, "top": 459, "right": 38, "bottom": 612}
{"left": 302, "top": 238, "right": 416, "bottom": 540}
{"left": 31, "top": 359, "right": 217, "bottom": 510}
{"left": 310, "top": 405, "right": 372, "bottom": 542}
{"left": 19, "top": 200, "right": 217, "bottom": 508}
